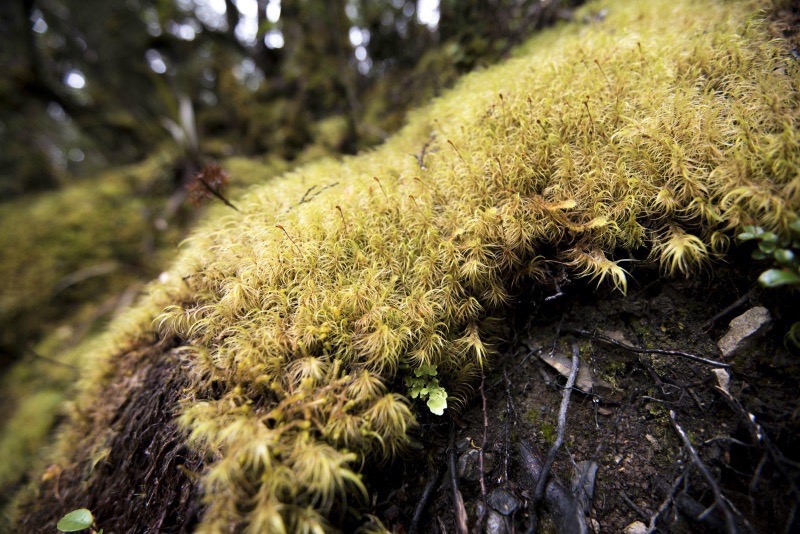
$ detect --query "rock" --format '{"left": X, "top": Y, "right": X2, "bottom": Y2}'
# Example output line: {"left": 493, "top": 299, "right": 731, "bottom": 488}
{"left": 623, "top": 520, "right": 648, "bottom": 534}
{"left": 717, "top": 306, "right": 771, "bottom": 359}
{"left": 571, "top": 461, "right": 598, "bottom": 511}
{"left": 539, "top": 351, "right": 613, "bottom": 394}
{"left": 486, "top": 487, "right": 522, "bottom": 516}
{"left": 457, "top": 449, "right": 494, "bottom": 481}
{"left": 485, "top": 510, "right": 508, "bottom": 534}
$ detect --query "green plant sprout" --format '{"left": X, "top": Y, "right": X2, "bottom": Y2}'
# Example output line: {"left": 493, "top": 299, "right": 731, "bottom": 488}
{"left": 405, "top": 364, "right": 448, "bottom": 415}
{"left": 57, "top": 508, "right": 101, "bottom": 533}
{"left": 738, "top": 218, "right": 800, "bottom": 345}
{"left": 739, "top": 220, "right": 800, "bottom": 286}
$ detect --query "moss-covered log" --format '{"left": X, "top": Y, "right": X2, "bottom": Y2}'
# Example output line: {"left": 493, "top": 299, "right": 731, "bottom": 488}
{"left": 13, "top": 0, "right": 800, "bottom": 531}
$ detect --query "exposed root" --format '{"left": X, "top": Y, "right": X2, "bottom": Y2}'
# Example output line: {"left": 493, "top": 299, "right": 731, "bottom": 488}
{"left": 668, "top": 410, "right": 739, "bottom": 534}
{"left": 518, "top": 440, "right": 586, "bottom": 534}
{"left": 526, "top": 342, "right": 583, "bottom": 533}
{"left": 448, "top": 423, "right": 468, "bottom": 534}
{"left": 409, "top": 465, "right": 441, "bottom": 534}
{"left": 476, "top": 367, "right": 489, "bottom": 530}
{"left": 567, "top": 328, "right": 730, "bottom": 368}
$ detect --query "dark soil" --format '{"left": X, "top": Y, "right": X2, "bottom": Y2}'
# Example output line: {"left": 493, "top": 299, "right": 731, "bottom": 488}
{"left": 368, "top": 257, "right": 800, "bottom": 533}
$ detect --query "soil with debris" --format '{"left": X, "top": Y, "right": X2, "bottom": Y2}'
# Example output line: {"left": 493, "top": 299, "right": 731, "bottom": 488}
{"left": 366, "top": 250, "right": 800, "bottom": 533}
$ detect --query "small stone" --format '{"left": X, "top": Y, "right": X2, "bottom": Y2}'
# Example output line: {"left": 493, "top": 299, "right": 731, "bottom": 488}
{"left": 717, "top": 306, "right": 771, "bottom": 359}
{"left": 571, "top": 461, "right": 598, "bottom": 510}
{"left": 456, "top": 437, "right": 472, "bottom": 453}
{"left": 485, "top": 510, "right": 508, "bottom": 534}
{"left": 486, "top": 487, "right": 522, "bottom": 516}
{"left": 623, "top": 520, "right": 648, "bottom": 534}
{"left": 384, "top": 504, "right": 400, "bottom": 522}
{"left": 539, "top": 351, "right": 612, "bottom": 394}
{"left": 457, "top": 449, "right": 494, "bottom": 481}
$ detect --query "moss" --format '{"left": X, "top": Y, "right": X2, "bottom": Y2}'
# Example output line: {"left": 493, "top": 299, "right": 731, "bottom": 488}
{"left": 540, "top": 421, "right": 557, "bottom": 445}
{"left": 14, "top": 0, "right": 800, "bottom": 530}
{"left": 0, "top": 390, "right": 63, "bottom": 487}
{"left": 0, "top": 150, "right": 178, "bottom": 351}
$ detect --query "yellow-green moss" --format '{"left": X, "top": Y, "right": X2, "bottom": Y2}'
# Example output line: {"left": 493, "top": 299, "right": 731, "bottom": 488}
{"left": 0, "top": 151, "right": 294, "bottom": 527}
{"left": 0, "top": 151, "right": 176, "bottom": 348}
{"left": 19, "top": 0, "right": 800, "bottom": 530}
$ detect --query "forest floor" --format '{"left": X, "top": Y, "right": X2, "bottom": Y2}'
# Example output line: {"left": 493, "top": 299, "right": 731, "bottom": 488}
{"left": 366, "top": 251, "right": 800, "bottom": 533}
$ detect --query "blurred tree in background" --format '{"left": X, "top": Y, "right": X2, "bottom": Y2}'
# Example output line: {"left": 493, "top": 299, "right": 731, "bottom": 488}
{"left": 0, "top": 0, "right": 575, "bottom": 198}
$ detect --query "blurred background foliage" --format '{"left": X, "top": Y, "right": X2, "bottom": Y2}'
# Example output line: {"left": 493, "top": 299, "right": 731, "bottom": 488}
{"left": 0, "top": 0, "right": 579, "bottom": 362}
{"left": 1, "top": 0, "right": 578, "bottom": 197}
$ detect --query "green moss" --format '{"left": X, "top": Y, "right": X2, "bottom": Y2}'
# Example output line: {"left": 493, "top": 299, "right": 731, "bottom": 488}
{"left": 0, "top": 390, "right": 64, "bottom": 488}
{"left": 16, "top": 0, "right": 800, "bottom": 530}
{"left": 540, "top": 421, "right": 557, "bottom": 445}
{"left": 0, "top": 150, "right": 176, "bottom": 350}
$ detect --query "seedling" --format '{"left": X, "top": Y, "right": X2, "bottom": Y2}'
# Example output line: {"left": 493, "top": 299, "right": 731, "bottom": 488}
{"left": 738, "top": 219, "right": 800, "bottom": 345}
{"left": 57, "top": 509, "right": 101, "bottom": 533}
{"left": 405, "top": 364, "right": 448, "bottom": 416}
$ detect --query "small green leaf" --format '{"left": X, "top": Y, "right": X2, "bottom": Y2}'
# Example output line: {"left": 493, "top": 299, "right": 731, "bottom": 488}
{"left": 789, "top": 219, "right": 800, "bottom": 235}
{"left": 426, "top": 387, "right": 448, "bottom": 416}
{"left": 760, "top": 231, "right": 778, "bottom": 244}
{"left": 751, "top": 250, "right": 767, "bottom": 260}
{"left": 57, "top": 509, "right": 94, "bottom": 532}
{"left": 738, "top": 225, "right": 763, "bottom": 241}
{"left": 759, "top": 268, "right": 800, "bottom": 288}
{"left": 774, "top": 249, "right": 796, "bottom": 265}
{"left": 414, "top": 364, "right": 438, "bottom": 378}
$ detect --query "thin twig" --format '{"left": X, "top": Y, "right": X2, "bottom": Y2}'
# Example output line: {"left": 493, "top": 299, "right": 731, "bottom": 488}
{"left": 299, "top": 185, "right": 318, "bottom": 203}
{"left": 621, "top": 490, "right": 650, "bottom": 521}
{"left": 409, "top": 466, "right": 441, "bottom": 534}
{"left": 448, "top": 422, "right": 468, "bottom": 534}
{"left": 284, "top": 182, "right": 339, "bottom": 213}
{"left": 702, "top": 290, "right": 754, "bottom": 331}
{"left": 567, "top": 328, "right": 730, "bottom": 368}
{"left": 669, "top": 410, "right": 738, "bottom": 534}
{"left": 414, "top": 134, "right": 436, "bottom": 169}
{"left": 477, "top": 367, "right": 489, "bottom": 530}
{"left": 25, "top": 347, "right": 78, "bottom": 370}
{"left": 713, "top": 382, "right": 800, "bottom": 510}
{"left": 528, "top": 342, "right": 580, "bottom": 533}
{"left": 647, "top": 469, "right": 687, "bottom": 533}
{"left": 199, "top": 178, "right": 239, "bottom": 211}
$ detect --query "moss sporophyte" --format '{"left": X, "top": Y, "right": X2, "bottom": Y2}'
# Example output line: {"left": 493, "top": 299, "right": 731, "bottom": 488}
{"left": 13, "top": 0, "right": 800, "bottom": 530}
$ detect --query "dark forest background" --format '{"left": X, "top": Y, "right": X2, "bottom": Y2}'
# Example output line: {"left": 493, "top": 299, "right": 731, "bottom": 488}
{"left": 1, "top": 0, "right": 577, "bottom": 198}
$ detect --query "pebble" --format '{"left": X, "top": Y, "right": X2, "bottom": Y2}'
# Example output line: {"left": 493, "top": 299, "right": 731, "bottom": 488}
{"left": 623, "top": 520, "right": 648, "bottom": 534}
{"left": 717, "top": 306, "right": 771, "bottom": 359}
{"left": 486, "top": 487, "right": 522, "bottom": 516}
{"left": 485, "top": 510, "right": 508, "bottom": 534}
{"left": 457, "top": 449, "right": 494, "bottom": 481}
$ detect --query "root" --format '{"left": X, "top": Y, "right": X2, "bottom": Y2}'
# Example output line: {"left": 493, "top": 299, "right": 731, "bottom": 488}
{"left": 526, "top": 341, "right": 583, "bottom": 533}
